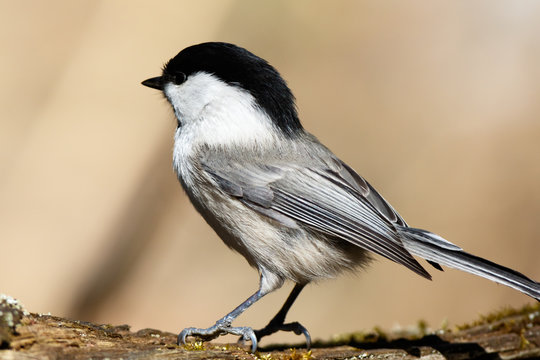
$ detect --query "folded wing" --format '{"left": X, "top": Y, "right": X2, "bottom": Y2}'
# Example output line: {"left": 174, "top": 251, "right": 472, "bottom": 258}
{"left": 201, "top": 154, "right": 431, "bottom": 279}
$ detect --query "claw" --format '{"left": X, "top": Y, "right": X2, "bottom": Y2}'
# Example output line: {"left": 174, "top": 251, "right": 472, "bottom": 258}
{"left": 177, "top": 328, "right": 187, "bottom": 345}
{"left": 248, "top": 331, "right": 258, "bottom": 353}
{"left": 176, "top": 284, "right": 306, "bottom": 353}
{"left": 178, "top": 327, "right": 202, "bottom": 345}
{"left": 251, "top": 320, "right": 311, "bottom": 349}
{"left": 282, "top": 322, "right": 311, "bottom": 349}
{"left": 231, "top": 326, "right": 258, "bottom": 352}
{"left": 236, "top": 329, "right": 259, "bottom": 353}
{"left": 178, "top": 325, "right": 259, "bottom": 353}
{"left": 298, "top": 323, "right": 311, "bottom": 348}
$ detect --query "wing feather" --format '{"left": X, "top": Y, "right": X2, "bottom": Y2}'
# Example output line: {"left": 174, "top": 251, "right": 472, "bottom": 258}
{"left": 201, "top": 155, "right": 431, "bottom": 279}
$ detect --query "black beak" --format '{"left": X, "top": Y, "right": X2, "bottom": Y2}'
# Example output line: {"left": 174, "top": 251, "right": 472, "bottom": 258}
{"left": 141, "top": 76, "right": 164, "bottom": 90}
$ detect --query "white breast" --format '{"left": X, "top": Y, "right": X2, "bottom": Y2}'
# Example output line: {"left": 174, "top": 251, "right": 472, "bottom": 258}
{"left": 168, "top": 72, "right": 278, "bottom": 189}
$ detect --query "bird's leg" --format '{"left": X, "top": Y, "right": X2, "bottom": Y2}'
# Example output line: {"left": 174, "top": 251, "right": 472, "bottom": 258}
{"left": 178, "top": 271, "right": 281, "bottom": 353}
{"left": 178, "top": 288, "right": 266, "bottom": 352}
{"left": 253, "top": 283, "right": 311, "bottom": 348}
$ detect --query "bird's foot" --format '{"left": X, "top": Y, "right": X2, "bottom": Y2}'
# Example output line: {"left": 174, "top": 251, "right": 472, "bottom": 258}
{"left": 178, "top": 322, "right": 259, "bottom": 353}
{"left": 247, "top": 320, "right": 311, "bottom": 349}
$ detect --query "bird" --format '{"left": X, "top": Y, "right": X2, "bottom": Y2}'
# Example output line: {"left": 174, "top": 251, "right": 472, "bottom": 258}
{"left": 141, "top": 42, "right": 540, "bottom": 352}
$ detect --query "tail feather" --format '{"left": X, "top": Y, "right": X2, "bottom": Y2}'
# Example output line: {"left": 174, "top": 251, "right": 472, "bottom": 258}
{"left": 398, "top": 227, "right": 540, "bottom": 301}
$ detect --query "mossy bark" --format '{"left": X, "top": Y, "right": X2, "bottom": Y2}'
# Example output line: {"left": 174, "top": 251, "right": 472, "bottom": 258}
{"left": 1, "top": 301, "right": 539, "bottom": 359}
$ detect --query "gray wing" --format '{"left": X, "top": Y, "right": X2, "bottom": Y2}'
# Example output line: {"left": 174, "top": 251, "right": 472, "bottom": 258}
{"left": 201, "top": 155, "right": 431, "bottom": 279}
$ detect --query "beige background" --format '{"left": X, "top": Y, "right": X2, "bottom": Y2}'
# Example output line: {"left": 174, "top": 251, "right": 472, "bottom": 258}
{"left": 1, "top": 0, "right": 540, "bottom": 346}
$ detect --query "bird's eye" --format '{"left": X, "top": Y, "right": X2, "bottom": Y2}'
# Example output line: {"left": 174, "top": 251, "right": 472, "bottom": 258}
{"left": 172, "top": 72, "right": 187, "bottom": 85}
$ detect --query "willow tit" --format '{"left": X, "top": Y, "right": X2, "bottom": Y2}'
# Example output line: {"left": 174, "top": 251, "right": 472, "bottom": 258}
{"left": 142, "top": 42, "right": 540, "bottom": 352}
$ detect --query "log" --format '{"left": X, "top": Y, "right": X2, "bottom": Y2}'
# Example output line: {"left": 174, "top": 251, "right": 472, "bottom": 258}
{"left": 1, "top": 295, "right": 539, "bottom": 359}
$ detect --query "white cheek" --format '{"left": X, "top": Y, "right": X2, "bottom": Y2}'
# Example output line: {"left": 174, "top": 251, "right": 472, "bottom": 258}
{"left": 165, "top": 72, "right": 277, "bottom": 148}
{"left": 164, "top": 81, "right": 206, "bottom": 123}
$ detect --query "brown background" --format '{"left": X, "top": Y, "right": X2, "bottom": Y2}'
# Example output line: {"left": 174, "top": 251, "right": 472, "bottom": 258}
{"left": 1, "top": 0, "right": 539, "bottom": 345}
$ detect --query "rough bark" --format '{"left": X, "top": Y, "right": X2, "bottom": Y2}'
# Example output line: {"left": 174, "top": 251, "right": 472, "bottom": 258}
{"left": 1, "top": 296, "right": 539, "bottom": 359}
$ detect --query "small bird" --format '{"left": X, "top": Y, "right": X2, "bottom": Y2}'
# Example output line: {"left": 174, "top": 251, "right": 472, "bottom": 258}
{"left": 142, "top": 42, "right": 540, "bottom": 352}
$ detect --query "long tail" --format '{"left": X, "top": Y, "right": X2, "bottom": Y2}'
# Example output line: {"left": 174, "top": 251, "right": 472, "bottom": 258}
{"left": 398, "top": 226, "right": 540, "bottom": 301}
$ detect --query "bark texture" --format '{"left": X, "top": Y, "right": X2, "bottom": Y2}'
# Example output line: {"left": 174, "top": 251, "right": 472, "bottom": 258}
{"left": 1, "top": 297, "right": 539, "bottom": 360}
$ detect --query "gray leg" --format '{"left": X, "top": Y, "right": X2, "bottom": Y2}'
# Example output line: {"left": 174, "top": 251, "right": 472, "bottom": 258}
{"left": 178, "top": 288, "right": 266, "bottom": 352}
{"left": 253, "top": 283, "right": 311, "bottom": 348}
{"left": 178, "top": 270, "right": 282, "bottom": 353}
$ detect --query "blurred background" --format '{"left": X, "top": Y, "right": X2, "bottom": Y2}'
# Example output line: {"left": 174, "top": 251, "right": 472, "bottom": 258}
{"left": 1, "top": 0, "right": 540, "bottom": 345}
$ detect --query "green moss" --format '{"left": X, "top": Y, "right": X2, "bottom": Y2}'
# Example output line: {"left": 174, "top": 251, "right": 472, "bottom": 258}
{"left": 416, "top": 319, "right": 429, "bottom": 338}
{"left": 519, "top": 328, "right": 530, "bottom": 349}
{"left": 253, "top": 351, "right": 274, "bottom": 360}
{"left": 322, "top": 326, "right": 388, "bottom": 347}
{"left": 182, "top": 340, "right": 205, "bottom": 351}
{"left": 439, "top": 318, "right": 449, "bottom": 332}
{"left": 286, "top": 348, "right": 312, "bottom": 360}
{"left": 455, "top": 302, "right": 540, "bottom": 331}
